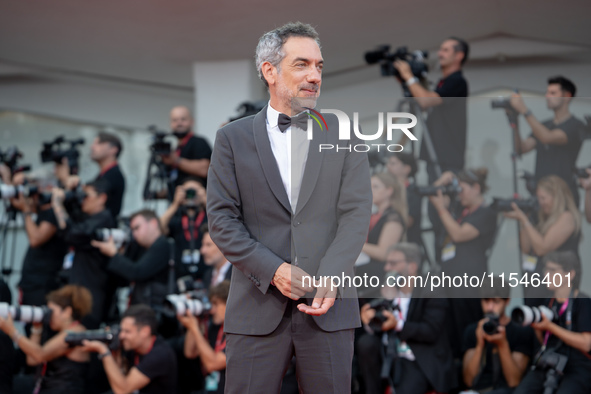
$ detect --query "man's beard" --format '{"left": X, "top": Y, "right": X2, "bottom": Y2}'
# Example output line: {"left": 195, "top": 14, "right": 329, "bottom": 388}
{"left": 173, "top": 127, "right": 191, "bottom": 139}
{"left": 278, "top": 80, "right": 320, "bottom": 113}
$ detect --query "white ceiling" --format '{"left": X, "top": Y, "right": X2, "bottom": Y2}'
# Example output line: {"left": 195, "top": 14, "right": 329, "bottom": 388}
{"left": 1, "top": 0, "right": 590, "bottom": 89}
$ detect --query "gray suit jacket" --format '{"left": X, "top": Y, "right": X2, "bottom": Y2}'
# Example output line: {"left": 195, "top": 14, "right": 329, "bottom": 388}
{"left": 207, "top": 106, "right": 372, "bottom": 335}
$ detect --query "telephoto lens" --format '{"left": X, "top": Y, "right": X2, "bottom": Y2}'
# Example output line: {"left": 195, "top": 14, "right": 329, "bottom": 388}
{"left": 94, "top": 228, "right": 129, "bottom": 247}
{"left": 511, "top": 305, "right": 556, "bottom": 326}
{"left": 64, "top": 326, "right": 121, "bottom": 350}
{"left": 163, "top": 294, "right": 211, "bottom": 318}
{"left": 0, "top": 302, "right": 52, "bottom": 324}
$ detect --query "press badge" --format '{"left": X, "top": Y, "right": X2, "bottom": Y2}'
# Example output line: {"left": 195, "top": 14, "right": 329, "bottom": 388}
{"left": 522, "top": 254, "right": 538, "bottom": 272}
{"left": 62, "top": 250, "right": 75, "bottom": 269}
{"left": 205, "top": 371, "right": 220, "bottom": 391}
{"left": 441, "top": 243, "right": 456, "bottom": 262}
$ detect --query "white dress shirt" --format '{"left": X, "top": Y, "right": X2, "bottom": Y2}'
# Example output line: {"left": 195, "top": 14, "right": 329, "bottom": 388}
{"left": 266, "top": 103, "right": 310, "bottom": 212}
{"left": 211, "top": 260, "right": 232, "bottom": 288}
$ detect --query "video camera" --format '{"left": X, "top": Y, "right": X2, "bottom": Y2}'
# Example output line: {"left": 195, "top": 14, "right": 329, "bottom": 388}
{"left": 0, "top": 302, "right": 52, "bottom": 324}
{"left": 64, "top": 325, "right": 121, "bottom": 350}
{"left": 40, "top": 136, "right": 85, "bottom": 175}
{"left": 364, "top": 45, "right": 429, "bottom": 79}
{"left": 0, "top": 146, "right": 30, "bottom": 174}
{"left": 491, "top": 197, "right": 538, "bottom": 213}
{"left": 409, "top": 178, "right": 462, "bottom": 197}
{"left": 147, "top": 125, "right": 172, "bottom": 156}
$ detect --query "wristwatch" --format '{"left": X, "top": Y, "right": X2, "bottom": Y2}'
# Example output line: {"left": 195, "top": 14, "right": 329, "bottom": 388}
{"left": 405, "top": 76, "right": 418, "bottom": 86}
{"left": 523, "top": 109, "right": 532, "bottom": 118}
{"left": 98, "top": 350, "right": 111, "bottom": 360}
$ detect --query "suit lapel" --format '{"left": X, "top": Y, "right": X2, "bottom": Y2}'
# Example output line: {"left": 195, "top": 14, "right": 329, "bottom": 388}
{"left": 295, "top": 118, "right": 325, "bottom": 215}
{"left": 253, "top": 107, "right": 291, "bottom": 213}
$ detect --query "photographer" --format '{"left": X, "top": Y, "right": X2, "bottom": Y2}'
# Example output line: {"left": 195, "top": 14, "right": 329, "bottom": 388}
{"left": 510, "top": 76, "right": 585, "bottom": 206}
{"left": 0, "top": 278, "right": 16, "bottom": 394}
{"left": 357, "top": 243, "right": 455, "bottom": 394}
{"left": 91, "top": 209, "right": 171, "bottom": 309}
{"left": 161, "top": 178, "right": 209, "bottom": 280}
{"left": 386, "top": 152, "right": 422, "bottom": 245}
{"left": 463, "top": 278, "right": 536, "bottom": 393}
{"left": 359, "top": 173, "right": 407, "bottom": 282}
{"left": 579, "top": 168, "right": 591, "bottom": 223}
{"left": 81, "top": 304, "right": 177, "bottom": 394}
{"left": 200, "top": 225, "right": 232, "bottom": 289}
{"left": 514, "top": 251, "right": 591, "bottom": 394}
{"left": 0, "top": 285, "right": 93, "bottom": 393}
{"left": 504, "top": 175, "right": 581, "bottom": 300}
{"left": 179, "top": 280, "right": 229, "bottom": 394}
{"left": 58, "top": 132, "right": 125, "bottom": 219}
{"left": 53, "top": 179, "right": 116, "bottom": 329}
{"left": 394, "top": 37, "right": 469, "bottom": 180}
{"left": 9, "top": 174, "right": 67, "bottom": 306}
{"left": 429, "top": 168, "right": 497, "bottom": 357}
{"left": 159, "top": 106, "right": 212, "bottom": 190}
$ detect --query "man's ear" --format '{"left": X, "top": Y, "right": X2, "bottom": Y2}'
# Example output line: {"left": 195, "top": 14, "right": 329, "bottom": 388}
{"left": 261, "top": 62, "right": 277, "bottom": 86}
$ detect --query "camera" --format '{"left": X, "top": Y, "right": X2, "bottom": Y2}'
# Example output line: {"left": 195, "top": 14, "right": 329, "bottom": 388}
{"left": 534, "top": 349, "right": 568, "bottom": 394}
{"left": 0, "top": 146, "right": 30, "bottom": 173}
{"left": 482, "top": 313, "right": 500, "bottom": 335}
{"left": 0, "top": 302, "right": 52, "bottom": 324}
{"left": 163, "top": 290, "right": 211, "bottom": 318}
{"left": 409, "top": 179, "right": 462, "bottom": 197}
{"left": 520, "top": 170, "right": 538, "bottom": 196}
{"left": 40, "top": 136, "right": 85, "bottom": 175}
{"left": 64, "top": 326, "right": 121, "bottom": 350}
{"left": 364, "top": 45, "right": 428, "bottom": 79}
{"left": 94, "top": 228, "right": 130, "bottom": 248}
{"left": 491, "top": 197, "right": 538, "bottom": 213}
{"left": 147, "top": 125, "right": 172, "bottom": 156}
{"left": 491, "top": 97, "right": 514, "bottom": 111}
{"left": 0, "top": 184, "right": 39, "bottom": 200}
{"left": 511, "top": 305, "right": 556, "bottom": 326}
{"left": 574, "top": 166, "right": 590, "bottom": 179}
{"left": 367, "top": 298, "right": 398, "bottom": 334}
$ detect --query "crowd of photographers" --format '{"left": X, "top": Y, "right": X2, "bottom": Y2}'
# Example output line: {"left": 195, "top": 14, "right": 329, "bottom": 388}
{"left": 0, "top": 36, "right": 590, "bottom": 394}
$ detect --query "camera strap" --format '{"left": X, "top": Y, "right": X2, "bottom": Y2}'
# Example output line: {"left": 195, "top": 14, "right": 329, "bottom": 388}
{"left": 182, "top": 210, "right": 205, "bottom": 243}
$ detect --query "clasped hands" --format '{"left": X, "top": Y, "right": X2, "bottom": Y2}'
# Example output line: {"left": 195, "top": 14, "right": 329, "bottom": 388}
{"left": 272, "top": 263, "right": 336, "bottom": 317}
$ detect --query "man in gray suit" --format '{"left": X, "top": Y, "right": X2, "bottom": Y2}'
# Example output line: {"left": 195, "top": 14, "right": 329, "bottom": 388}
{"left": 207, "top": 22, "right": 372, "bottom": 393}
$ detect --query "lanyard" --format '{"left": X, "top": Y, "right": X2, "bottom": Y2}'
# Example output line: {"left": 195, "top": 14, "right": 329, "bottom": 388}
{"left": 215, "top": 324, "right": 226, "bottom": 353}
{"left": 175, "top": 133, "right": 193, "bottom": 156}
{"left": 98, "top": 162, "right": 118, "bottom": 177}
{"left": 542, "top": 298, "right": 570, "bottom": 347}
{"left": 182, "top": 210, "right": 206, "bottom": 242}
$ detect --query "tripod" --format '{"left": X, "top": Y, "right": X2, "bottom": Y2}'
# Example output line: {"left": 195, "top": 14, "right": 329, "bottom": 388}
{"left": 142, "top": 151, "right": 173, "bottom": 207}
{"left": 0, "top": 203, "right": 21, "bottom": 281}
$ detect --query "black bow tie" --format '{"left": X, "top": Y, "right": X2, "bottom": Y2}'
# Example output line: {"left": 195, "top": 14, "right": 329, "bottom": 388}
{"left": 277, "top": 113, "right": 309, "bottom": 132}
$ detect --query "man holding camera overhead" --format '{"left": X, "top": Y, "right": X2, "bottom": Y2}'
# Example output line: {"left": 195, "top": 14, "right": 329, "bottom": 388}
{"left": 82, "top": 304, "right": 177, "bottom": 394}
{"left": 159, "top": 106, "right": 212, "bottom": 190}
{"left": 92, "top": 209, "right": 171, "bottom": 310}
{"left": 462, "top": 277, "right": 536, "bottom": 394}
{"left": 509, "top": 76, "right": 585, "bottom": 205}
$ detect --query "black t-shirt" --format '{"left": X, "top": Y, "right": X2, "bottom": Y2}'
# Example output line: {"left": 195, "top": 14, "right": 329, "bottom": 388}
{"left": 0, "top": 279, "right": 15, "bottom": 394}
{"left": 463, "top": 320, "right": 536, "bottom": 390}
{"left": 95, "top": 163, "right": 125, "bottom": 219}
{"left": 172, "top": 134, "right": 212, "bottom": 189}
{"left": 19, "top": 207, "right": 68, "bottom": 299}
{"left": 545, "top": 294, "right": 591, "bottom": 366}
{"left": 128, "top": 337, "right": 178, "bottom": 394}
{"left": 206, "top": 323, "right": 226, "bottom": 394}
{"left": 442, "top": 205, "right": 497, "bottom": 279}
{"left": 107, "top": 236, "right": 171, "bottom": 307}
{"left": 168, "top": 207, "right": 209, "bottom": 280}
{"left": 531, "top": 116, "right": 584, "bottom": 205}
{"left": 421, "top": 70, "right": 468, "bottom": 170}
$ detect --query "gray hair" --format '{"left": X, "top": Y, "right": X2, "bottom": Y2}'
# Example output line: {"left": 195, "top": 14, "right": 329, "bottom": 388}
{"left": 255, "top": 22, "right": 321, "bottom": 87}
{"left": 387, "top": 242, "right": 422, "bottom": 265}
